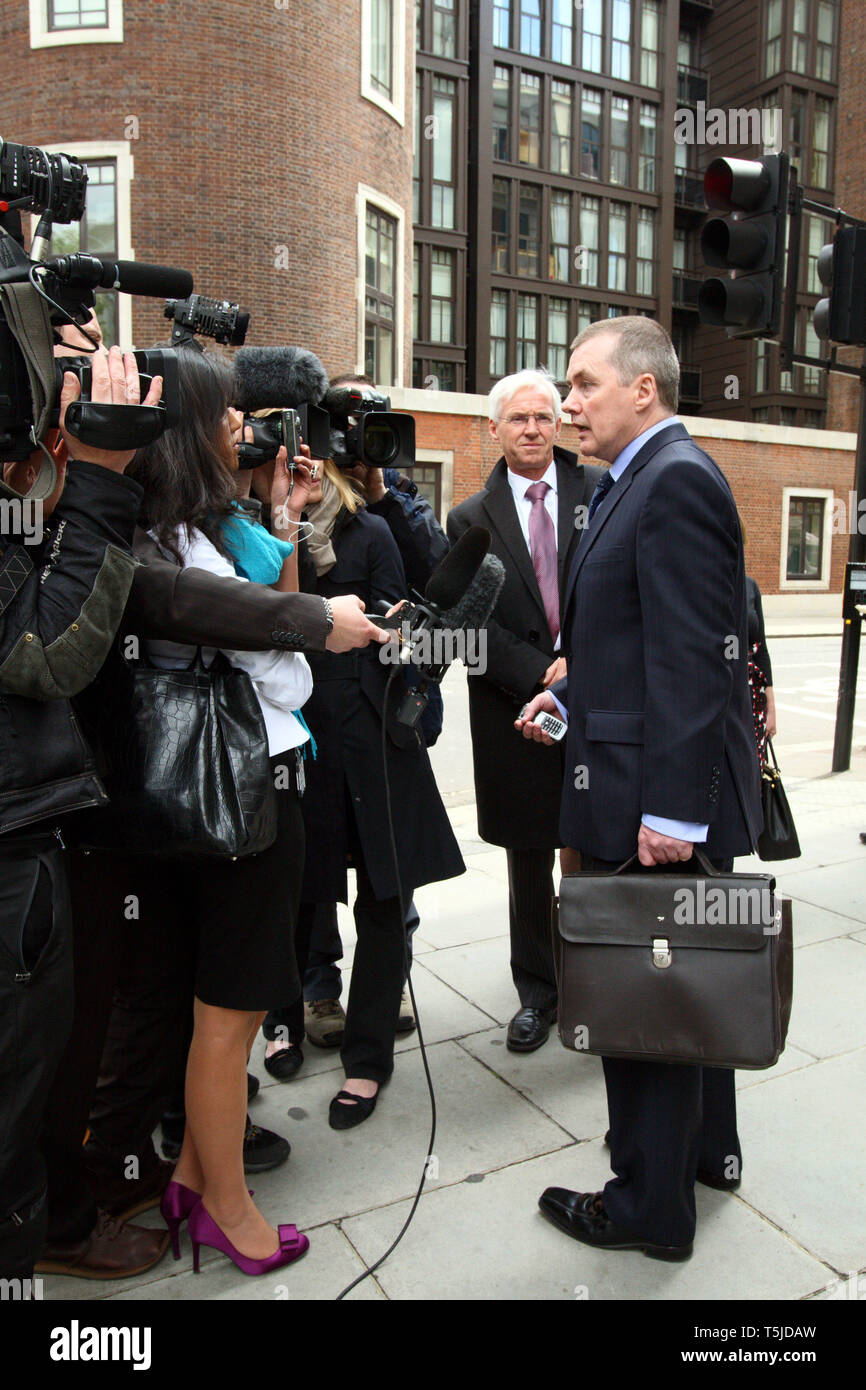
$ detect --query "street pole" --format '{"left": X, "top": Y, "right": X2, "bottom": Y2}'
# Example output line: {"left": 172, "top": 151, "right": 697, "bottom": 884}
{"left": 831, "top": 358, "right": 866, "bottom": 772}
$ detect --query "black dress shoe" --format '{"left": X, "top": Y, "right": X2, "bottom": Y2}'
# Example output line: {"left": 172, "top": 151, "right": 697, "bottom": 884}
{"left": 263, "top": 1044, "right": 304, "bottom": 1081}
{"left": 506, "top": 1006, "right": 556, "bottom": 1053}
{"left": 328, "top": 1089, "right": 378, "bottom": 1131}
{"left": 538, "top": 1187, "right": 693, "bottom": 1262}
{"left": 160, "top": 1111, "right": 290, "bottom": 1171}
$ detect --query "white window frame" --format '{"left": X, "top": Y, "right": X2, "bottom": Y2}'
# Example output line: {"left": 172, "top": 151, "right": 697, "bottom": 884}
{"left": 357, "top": 184, "right": 406, "bottom": 388}
{"left": 361, "top": 0, "right": 406, "bottom": 126}
{"left": 30, "top": 0, "right": 123, "bottom": 48}
{"left": 416, "top": 447, "right": 454, "bottom": 524}
{"left": 779, "top": 486, "right": 834, "bottom": 592}
{"left": 37, "top": 141, "right": 135, "bottom": 346}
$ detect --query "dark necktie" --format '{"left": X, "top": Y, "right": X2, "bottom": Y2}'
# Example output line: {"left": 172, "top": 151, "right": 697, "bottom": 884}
{"left": 525, "top": 481, "right": 560, "bottom": 645}
{"left": 587, "top": 470, "right": 615, "bottom": 522}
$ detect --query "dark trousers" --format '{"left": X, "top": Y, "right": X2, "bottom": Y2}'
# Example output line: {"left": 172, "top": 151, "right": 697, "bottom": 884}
{"left": 303, "top": 898, "right": 421, "bottom": 1002}
{"left": 506, "top": 847, "right": 558, "bottom": 1013}
{"left": 0, "top": 844, "right": 73, "bottom": 1278}
{"left": 582, "top": 852, "right": 741, "bottom": 1248}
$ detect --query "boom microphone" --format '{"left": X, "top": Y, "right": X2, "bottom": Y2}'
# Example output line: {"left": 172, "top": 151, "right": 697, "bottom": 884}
{"left": 46, "top": 253, "right": 193, "bottom": 299}
{"left": 234, "top": 345, "right": 329, "bottom": 412}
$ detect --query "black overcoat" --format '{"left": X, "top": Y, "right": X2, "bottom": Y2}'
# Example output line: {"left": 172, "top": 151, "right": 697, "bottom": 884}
{"left": 447, "top": 448, "right": 602, "bottom": 849}
{"left": 298, "top": 506, "right": 465, "bottom": 903}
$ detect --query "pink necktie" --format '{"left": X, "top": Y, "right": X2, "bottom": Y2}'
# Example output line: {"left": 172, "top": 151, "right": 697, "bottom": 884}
{"left": 525, "top": 481, "right": 560, "bottom": 645}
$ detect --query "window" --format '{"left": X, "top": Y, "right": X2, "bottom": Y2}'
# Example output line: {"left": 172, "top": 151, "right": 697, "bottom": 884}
{"left": 32, "top": 0, "right": 121, "bottom": 44}
{"left": 517, "top": 293, "right": 538, "bottom": 369}
{"left": 790, "top": 90, "right": 806, "bottom": 166}
{"left": 412, "top": 459, "right": 445, "bottom": 509}
{"left": 640, "top": 0, "right": 659, "bottom": 87}
{"left": 432, "top": 0, "right": 456, "bottom": 57}
{"left": 786, "top": 496, "right": 825, "bottom": 580}
{"left": 550, "top": 81, "right": 572, "bottom": 175}
{"left": 550, "top": 190, "right": 570, "bottom": 281}
{"left": 416, "top": 0, "right": 422, "bottom": 49}
{"left": 794, "top": 0, "right": 813, "bottom": 73}
{"left": 765, "top": 0, "right": 782, "bottom": 78}
{"left": 413, "top": 72, "right": 422, "bottom": 221}
{"left": 370, "top": 0, "right": 393, "bottom": 98}
{"left": 490, "top": 290, "right": 508, "bottom": 376}
{"left": 610, "top": 97, "right": 630, "bottom": 186}
{"left": 811, "top": 97, "right": 832, "bottom": 187}
{"left": 817, "top": 0, "right": 836, "bottom": 81}
{"left": 579, "top": 195, "right": 600, "bottom": 287}
{"left": 518, "top": 183, "right": 540, "bottom": 276}
{"left": 755, "top": 338, "right": 770, "bottom": 392}
{"left": 577, "top": 301, "right": 601, "bottom": 334}
{"left": 611, "top": 0, "right": 632, "bottom": 80}
{"left": 430, "top": 248, "right": 455, "bottom": 342}
{"left": 365, "top": 204, "right": 397, "bottom": 384}
{"left": 806, "top": 213, "right": 833, "bottom": 292}
{"left": 431, "top": 76, "right": 456, "bottom": 228}
{"left": 493, "top": 66, "right": 511, "bottom": 161}
{"left": 492, "top": 177, "right": 510, "bottom": 271}
{"left": 608, "top": 203, "right": 628, "bottom": 292}
{"left": 413, "top": 244, "right": 421, "bottom": 339}
{"left": 582, "top": 0, "right": 603, "bottom": 73}
{"left": 519, "top": 72, "right": 541, "bottom": 165}
{"left": 639, "top": 102, "right": 657, "bottom": 192}
{"left": 781, "top": 406, "right": 798, "bottom": 427}
{"left": 547, "top": 297, "right": 569, "bottom": 381}
{"left": 636, "top": 208, "right": 654, "bottom": 295}
{"left": 519, "top": 0, "right": 541, "bottom": 55}
{"left": 552, "top": 0, "right": 573, "bottom": 64}
{"left": 493, "top": 0, "right": 510, "bottom": 49}
{"left": 581, "top": 87, "right": 602, "bottom": 179}
{"left": 673, "top": 228, "right": 687, "bottom": 273}
{"left": 802, "top": 314, "right": 823, "bottom": 391}
{"left": 50, "top": 159, "right": 119, "bottom": 344}
{"left": 49, "top": 0, "right": 108, "bottom": 27}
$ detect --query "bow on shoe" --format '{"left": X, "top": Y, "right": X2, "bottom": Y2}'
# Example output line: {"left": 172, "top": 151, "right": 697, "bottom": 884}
{"left": 277, "top": 1224, "right": 304, "bottom": 1254}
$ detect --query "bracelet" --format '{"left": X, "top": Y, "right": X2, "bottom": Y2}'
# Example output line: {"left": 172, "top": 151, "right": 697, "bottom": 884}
{"left": 322, "top": 597, "right": 334, "bottom": 634}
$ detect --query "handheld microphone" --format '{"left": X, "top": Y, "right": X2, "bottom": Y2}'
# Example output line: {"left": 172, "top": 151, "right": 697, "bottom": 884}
{"left": 233, "top": 346, "right": 329, "bottom": 412}
{"left": 45, "top": 253, "right": 194, "bottom": 300}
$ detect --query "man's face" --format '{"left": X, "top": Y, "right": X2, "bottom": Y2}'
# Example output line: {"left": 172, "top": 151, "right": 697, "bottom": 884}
{"left": 562, "top": 334, "right": 647, "bottom": 463}
{"left": 488, "top": 384, "right": 561, "bottom": 476}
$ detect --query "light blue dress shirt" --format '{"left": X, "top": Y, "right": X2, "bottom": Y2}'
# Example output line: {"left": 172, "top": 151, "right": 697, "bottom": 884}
{"left": 549, "top": 416, "right": 709, "bottom": 844}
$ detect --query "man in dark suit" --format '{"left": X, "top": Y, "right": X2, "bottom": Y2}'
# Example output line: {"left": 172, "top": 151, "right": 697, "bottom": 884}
{"left": 448, "top": 370, "right": 602, "bottom": 1052}
{"left": 519, "top": 318, "right": 762, "bottom": 1259}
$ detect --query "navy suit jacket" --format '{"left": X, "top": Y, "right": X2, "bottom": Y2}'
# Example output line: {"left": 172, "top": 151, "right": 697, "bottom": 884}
{"left": 554, "top": 421, "right": 762, "bottom": 862}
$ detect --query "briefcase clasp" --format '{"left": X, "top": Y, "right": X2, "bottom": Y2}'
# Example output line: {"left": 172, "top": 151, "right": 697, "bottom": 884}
{"left": 652, "top": 937, "right": 672, "bottom": 969}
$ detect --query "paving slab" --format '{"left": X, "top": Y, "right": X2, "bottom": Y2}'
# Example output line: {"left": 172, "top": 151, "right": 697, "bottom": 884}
{"left": 735, "top": 1043, "right": 817, "bottom": 1090}
{"left": 417, "top": 937, "right": 525, "bottom": 1026}
{"left": 785, "top": 938, "right": 866, "bottom": 1059}
{"left": 341, "top": 1145, "right": 831, "bottom": 1302}
{"left": 735, "top": 1049, "right": 866, "bottom": 1272}
{"left": 458, "top": 1033, "right": 610, "bottom": 1141}
{"left": 411, "top": 867, "right": 510, "bottom": 950}
{"left": 780, "top": 897, "right": 866, "bottom": 948}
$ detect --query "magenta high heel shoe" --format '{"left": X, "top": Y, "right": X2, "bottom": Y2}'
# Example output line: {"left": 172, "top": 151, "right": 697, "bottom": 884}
{"left": 188, "top": 1200, "right": 309, "bottom": 1276}
{"left": 160, "top": 1180, "right": 201, "bottom": 1261}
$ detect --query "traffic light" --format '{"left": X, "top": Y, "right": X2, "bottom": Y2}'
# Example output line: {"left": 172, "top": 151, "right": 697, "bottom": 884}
{"left": 813, "top": 226, "right": 866, "bottom": 345}
{"left": 698, "top": 153, "right": 789, "bottom": 338}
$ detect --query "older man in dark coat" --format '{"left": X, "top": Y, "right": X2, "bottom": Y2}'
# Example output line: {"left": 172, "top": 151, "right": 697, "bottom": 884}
{"left": 447, "top": 370, "right": 601, "bottom": 1051}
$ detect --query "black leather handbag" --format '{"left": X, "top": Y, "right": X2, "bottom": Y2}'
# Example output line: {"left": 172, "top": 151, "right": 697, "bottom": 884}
{"left": 554, "top": 849, "right": 793, "bottom": 1070}
{"left": 757, "top": 740, "right": 801, "bottom": 862}
{"left": 82, "top": 646, "right": 278, "bottom": 859}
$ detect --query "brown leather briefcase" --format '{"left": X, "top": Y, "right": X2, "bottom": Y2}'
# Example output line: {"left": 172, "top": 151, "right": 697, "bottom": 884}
{"left": 553, "top": 850, "right": 793, "bottom": 1070}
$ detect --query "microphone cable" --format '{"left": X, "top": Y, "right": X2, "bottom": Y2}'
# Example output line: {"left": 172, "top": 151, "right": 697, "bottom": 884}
{"left": 334, "top": 662, "right": 438, "bottom": 1300}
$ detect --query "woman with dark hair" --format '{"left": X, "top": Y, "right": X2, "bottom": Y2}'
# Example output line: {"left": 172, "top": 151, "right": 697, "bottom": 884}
{"left": 85, "top": 346, "right": 313, "bottom": 1276}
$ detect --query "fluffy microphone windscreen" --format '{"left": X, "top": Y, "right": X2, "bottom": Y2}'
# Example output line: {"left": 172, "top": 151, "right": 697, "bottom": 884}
{"left": 438, "top": 553, "right": 505, "bottom": 632}
{"left": 233, "top": 346, "right": 329, "bottom": 411}
{"left": 424, "top": 525, "right": 490, "bottom": 611}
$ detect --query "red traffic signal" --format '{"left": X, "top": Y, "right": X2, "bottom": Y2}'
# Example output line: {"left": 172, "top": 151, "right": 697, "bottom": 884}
{"left": 698, "top": 154, "right": 789, "bottom": 338}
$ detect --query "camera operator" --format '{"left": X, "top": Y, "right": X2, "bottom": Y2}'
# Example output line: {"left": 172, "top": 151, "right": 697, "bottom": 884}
{"left": 0, "top": 346, "right": 166, "bottom": 1284}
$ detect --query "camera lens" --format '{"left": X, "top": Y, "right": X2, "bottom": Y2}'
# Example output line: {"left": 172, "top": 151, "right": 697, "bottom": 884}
{"left": 364, "top": 421, "right": 398, "bottom": 466}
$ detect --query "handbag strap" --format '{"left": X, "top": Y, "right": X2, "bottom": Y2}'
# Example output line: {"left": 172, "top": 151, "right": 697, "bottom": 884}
{"left": 611, "top": 846, "right": 718, "bottom": 876}
{"left": 765, "top": 738, "right": 780, "bottom": 771}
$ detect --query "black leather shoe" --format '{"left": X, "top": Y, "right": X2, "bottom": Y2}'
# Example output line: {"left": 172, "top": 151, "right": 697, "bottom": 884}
{"left": 160, "top": 1111, "right": 290, "bottom": 1171}
{"left": 328, "top": 1089, "right": 378, "bottom": 1131}
{"left": 506, "top": 1006, "right": 556, "bottom": 1053}
{"left": 263, "top": 1044, "right": 304, "bottom": 1081}
{"left": 538, "top": 1188, "right": 693, "bottom": 1262}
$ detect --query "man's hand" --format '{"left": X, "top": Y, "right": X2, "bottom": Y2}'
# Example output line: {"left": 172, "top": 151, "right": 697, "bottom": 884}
{"left": 59, "top": 344, "right": 163, "bottom": 473}
{"left": 514, "top": 690, "right": 559, "bottom": 744}
{"left": 348, "top": 460, "right": 387, "bottom": 503}
{"left": 637, "top": 825, "right": 694, "bottom": 867}
{"left": 542, "top": 656, "right": 567, "bottom": 687}
{"left": 325, "top": 595, "right": 391, "bottom": 653}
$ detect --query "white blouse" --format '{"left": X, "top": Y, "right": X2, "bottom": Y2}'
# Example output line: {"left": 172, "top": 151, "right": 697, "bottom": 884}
{"left": 145, "top": 527, "right": 313, "bottom": 756}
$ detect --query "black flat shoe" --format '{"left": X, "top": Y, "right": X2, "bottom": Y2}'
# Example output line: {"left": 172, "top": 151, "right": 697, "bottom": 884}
{"left": 328, "top": 1089, "right": 378, "bottom": 1131}
{"left": 263, "top": 1044, "right": 304, "bottom": 1081}
{"left": 538, "top": 1187, "right": 693, "bottom": 1262}
{"left": 506, "top": 1006, "right": 556, "bottom": 1053}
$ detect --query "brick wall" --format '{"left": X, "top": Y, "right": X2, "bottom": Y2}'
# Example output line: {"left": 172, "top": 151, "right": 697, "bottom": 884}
{"left": 2, "top": 0, "right": 415, "bottom": 381}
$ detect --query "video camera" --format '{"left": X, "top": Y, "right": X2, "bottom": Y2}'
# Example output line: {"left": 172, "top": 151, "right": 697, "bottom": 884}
{"left": 323, "top": 386, "right": 415, "bottom": 472}
{"left": 236, "top": 404, "right": 332, "bottom": 471}
{"left": 0, "top": 137, "right": 194, "bottom": 467}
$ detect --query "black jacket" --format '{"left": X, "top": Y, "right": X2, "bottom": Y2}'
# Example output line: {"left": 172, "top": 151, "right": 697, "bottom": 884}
{"left": 447, "top": 447, "right": 602, "bottom": 849}
{"left": 0, "top": 461, "right": 142, "bottom": 836}
{"left": 297, "top": 506, "right": 464, "bottom": 903}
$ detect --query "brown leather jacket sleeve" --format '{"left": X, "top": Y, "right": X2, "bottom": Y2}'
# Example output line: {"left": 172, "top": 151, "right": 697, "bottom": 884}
{"left": 123, "top": 530, "right": 329, "bottom": 652}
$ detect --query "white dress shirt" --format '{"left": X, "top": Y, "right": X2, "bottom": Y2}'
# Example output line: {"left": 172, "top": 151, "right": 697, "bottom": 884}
{"left": 145, "top": 528, "right": 313, "bottom": 757}
{"left": 506, "top": 459, "right": 561, "bottom": 652}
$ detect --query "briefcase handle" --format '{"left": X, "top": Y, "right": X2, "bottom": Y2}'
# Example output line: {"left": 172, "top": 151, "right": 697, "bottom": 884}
{"left": 612, "top": 846, "right": 718, "bottom": 877}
